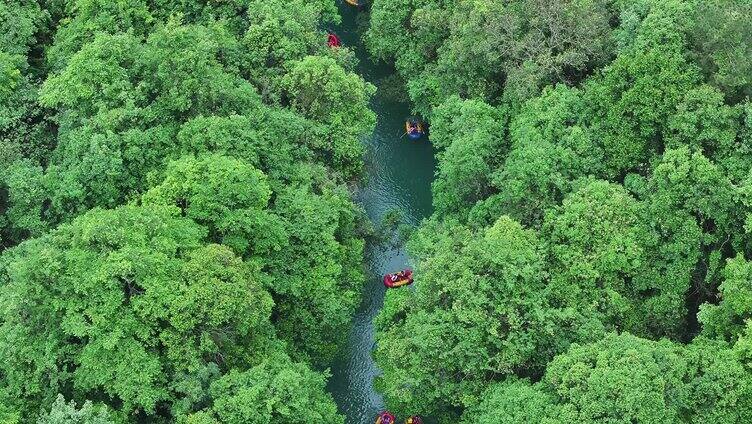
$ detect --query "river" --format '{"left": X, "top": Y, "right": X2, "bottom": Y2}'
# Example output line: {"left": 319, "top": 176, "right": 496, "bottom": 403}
{"left": 326, "top": 3, "right": 437, "bottom": 423}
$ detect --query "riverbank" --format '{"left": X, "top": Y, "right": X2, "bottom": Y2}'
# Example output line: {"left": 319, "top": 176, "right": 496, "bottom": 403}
{"left": 326, "top": 3, "right": 436, "bottom": 423}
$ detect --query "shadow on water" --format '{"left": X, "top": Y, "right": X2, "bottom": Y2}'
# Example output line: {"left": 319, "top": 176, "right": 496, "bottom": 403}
{"left": 326, "top": 2, "right": 436, "bottom": 423}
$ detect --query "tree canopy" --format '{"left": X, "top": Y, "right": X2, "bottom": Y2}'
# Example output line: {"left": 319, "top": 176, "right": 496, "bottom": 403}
{"left": 4, "top": 0, "right": 752, "bottom": 421}
{"left": 370, "top": 0, "right": 752, "bottom": 420}
{"left": 0, "top": 0, "right": 368, "bottom": 421}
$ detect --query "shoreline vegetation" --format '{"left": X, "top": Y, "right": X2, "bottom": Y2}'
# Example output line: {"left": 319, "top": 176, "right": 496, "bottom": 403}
{"left": 368, "top": 0, "right": 752, "bottom": 422}
{"left": 1, "top": 1, "right": 374, "bottom": 422}
{"left": 1, "top": 0, "right": 752, "bottom": 423}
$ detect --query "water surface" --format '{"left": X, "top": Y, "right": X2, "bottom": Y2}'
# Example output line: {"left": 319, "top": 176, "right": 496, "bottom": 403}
{"left": 326, "top": 3, "right": 436, "bottom": 422}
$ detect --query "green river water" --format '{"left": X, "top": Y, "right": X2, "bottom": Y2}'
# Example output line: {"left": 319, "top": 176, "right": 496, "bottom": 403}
{"left": 326, "top": 3, "right": 437, "bottom": 423}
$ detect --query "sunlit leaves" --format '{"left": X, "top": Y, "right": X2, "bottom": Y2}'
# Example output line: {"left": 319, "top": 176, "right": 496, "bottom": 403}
{"left": 37, "top": 394, "right": 113, "bottom": 424}
{"left": 190, "top": 353, "right": 344, "bottom": 424}
{"left": 430, "top": 96, "right": 507, "bottom": 219}
{"left": 282, "top": 56, "right": 375, "bottom": 177}
{"left": 143, "top": 154, "right": 286, "bottom": 257}
{"left": 0, "top": 205, "right": 275, "bottom": 416}
{"left": 699, "top": 256, "right": 752, "bottom": 342}
{"left": 375, "top": 217, "right": 558, "bottom": 417}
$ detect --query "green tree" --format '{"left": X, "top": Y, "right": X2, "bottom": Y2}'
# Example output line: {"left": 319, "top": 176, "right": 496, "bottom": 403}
{"left": 612, "top": 0, "right": 692, "bottom": 53}
{"left": 429, "top": 96, "right": 507, "bottom": 219}
{"left": 143, "top": 154, "right": 286, "bottom": 257}
{"left": 366, "top": 0, "right": 450, "bottom": 98}
{"left": 370, "top": 0, "right": 752, "bottom": 419}
{"left": 461, "top": 379, "right": 556, "bottom": 424}
{"left": 265, "top": 183, "right": 365, "bottom": 367}
{"left": 1, "top": 160, "right": 47, "bottom": 243}
{"left": 687, "top": 0, "right": 752, "bottom": 101}
{"left": 374, "top": 216, "right": 593, "bottom": 418}
{"left": 40, "top": 32, "right": 145, "bottom": 124}
{"left": 37, "top": 395, "right": 113, "bottom": 424}
{"left": 463, "top": 334, "right": 752, "bottom": 423}
{"left": 543, "top": 180, "right": 690, "bottom": 338}
{"left": 439, "top": 0, "right": 613, "bottom": 107}
{"left": 699, "top": 255, "right": 752, "bottom": 342}
{"left": 489, "top": 85, "right": 601, "bottom": 227}
{"left": 46, "top": 0, "right": 155, "bottom": 71}
{"left": 138, "top": 22, "right": 258, "bottom": 123}
{"left": 38, "top": 24, "right": 262, "bottom": 224}
{"left": 641, "top": 147, "right": 745, "bottom": 305}
{"left": 238, "top": 0, "right": 340, "bottom": 101}
{"left": 582, "top": 47, "right": 701, "bottom": 177}
{"left": 0, "top": 1, "right": 47, "bottom": 65}
{"left": 282, "top": 55, "right": 375, "bottom": 177}
{"left": 542, "top": 334, "right": 686, "bottom": 423}
{"left": 1, "top": 1, "right": 373, "bottom": 422}
{"left": 0, "top": 1, "right": 55, "bottom": 165}
{"left": 147, "top": 0, "right": 338, "bottom": 38}
{"left": 38, "top": 24, "right": 371, "bottom": 228}
{"left": 186, "top": 353, "right": 344, "bottom": 424}
{"left": 0, "top": 205, "right": 275, "bottom": 419}
{"left": 680, "top": 338, "right": 752, "bottom": 423}
{"left": 368, "top": 0, "right": 615, "bottom": 114}
{"left": 665, "top": 85, "right": 747, "bottom": 182}
{"left": 0, "top": 51, "right": 21, "bottom": 98}
{"left": 174, "top": 114, "right": 299, "bottom": 180}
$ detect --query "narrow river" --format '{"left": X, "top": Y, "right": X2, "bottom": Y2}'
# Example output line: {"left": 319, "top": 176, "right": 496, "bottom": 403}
{"left": 327, "top": 3, "right": 437, "bottom": 423}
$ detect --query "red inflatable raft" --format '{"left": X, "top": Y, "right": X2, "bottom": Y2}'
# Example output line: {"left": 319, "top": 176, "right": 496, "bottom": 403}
{"left": 383, "top": 269, "right": 413, "bottom": 288}
{"left": 327, "top": 32, "right": 341, "bottom": 48}
{"left": 376, "top": 411, "right": 396, "bottom": 424}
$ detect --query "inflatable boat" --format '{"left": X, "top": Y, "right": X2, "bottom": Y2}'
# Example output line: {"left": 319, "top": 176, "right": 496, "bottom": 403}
{"left": 327, "top": 32, "right": 341, "bottom": 48}
{"left": 376, "top": 411, "right": 396, "bottom": 424}
{"left": 406, "top": 120, "right": 425, "bottom": 140}
{"left": 384, "top": 269, "right": 414, "bottom": 288}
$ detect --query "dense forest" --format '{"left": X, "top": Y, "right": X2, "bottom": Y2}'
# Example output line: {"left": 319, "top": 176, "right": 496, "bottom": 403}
{"left": 369, "top": 0, "right": 752, "bottom": 422}
{"left": 1, "top": 0, "right": 375, "bottom": 422}
{"left": 2, "top": 0, "right": 752, "bottom": 423}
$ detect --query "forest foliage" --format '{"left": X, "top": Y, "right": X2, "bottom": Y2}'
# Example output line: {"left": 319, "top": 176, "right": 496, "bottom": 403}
{"left": 4, "top": 0, "right": 752, "bottom": 422}
{"left": 369, "top": 0, "right": 752, "bottom": 421}
{"left": 0, "top": 0, "right": 375, "bottom": 422}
